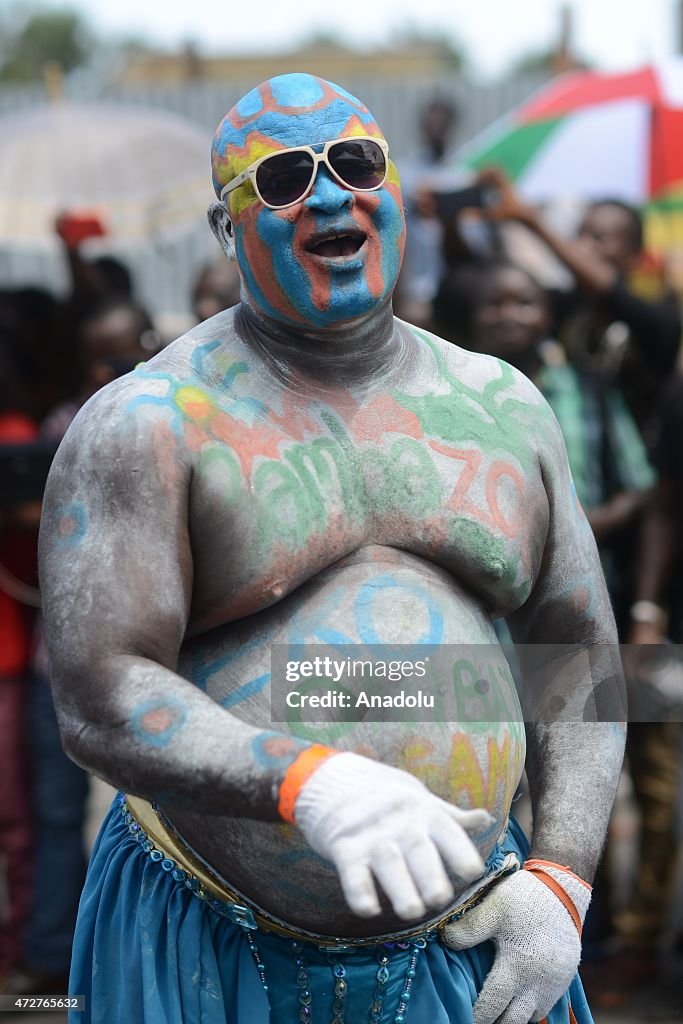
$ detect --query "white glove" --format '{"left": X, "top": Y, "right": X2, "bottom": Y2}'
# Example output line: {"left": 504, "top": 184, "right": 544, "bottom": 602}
{"left": 293, "top": 751, "right": 491, "bottom": 920}
{"left": 442, "top": 861, "right": 591, "bottom": 1024}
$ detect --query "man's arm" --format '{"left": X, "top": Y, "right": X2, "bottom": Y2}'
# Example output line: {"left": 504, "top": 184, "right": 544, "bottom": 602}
{"left": 587, "top": 490, "right": 649, "bottom": 542}
{"left": 39, "top": 379, "right": 306, "bottom": 820}
{"left": 628, "top": 479, "right": 676, "bottom": 643}
{"left": 507, "top": 399, "right": 625, "bottom": 880}
{"left": 444, "top": 384, "right": 625, "bottom": 1024}
{"left": 478, "top": 168, "right": 616, "bottom": 296}
{"left": 629, "top": 381, "right": 683, "bottom": 642}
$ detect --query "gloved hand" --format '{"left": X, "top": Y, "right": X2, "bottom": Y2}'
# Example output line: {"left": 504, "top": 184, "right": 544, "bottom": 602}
{"left": 291, "top": 750, "right": 492, "bottom": 920}
{"left": 442, "top": 860, "right": 591, "bottom": 1024}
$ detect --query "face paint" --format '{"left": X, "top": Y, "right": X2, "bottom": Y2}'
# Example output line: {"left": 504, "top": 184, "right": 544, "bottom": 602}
{"left": 211, "top": 74, "right": 405, "bottom": 329}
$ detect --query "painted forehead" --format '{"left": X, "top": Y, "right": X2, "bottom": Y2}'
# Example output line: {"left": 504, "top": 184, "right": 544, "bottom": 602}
{"left": 211, "top": 73, "right": 384, "bottom": 197}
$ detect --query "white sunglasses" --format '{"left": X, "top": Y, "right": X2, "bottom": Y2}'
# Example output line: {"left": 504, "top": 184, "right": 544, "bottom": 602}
{"left": 220, "top": 136, "right": 390, "bottom": 211}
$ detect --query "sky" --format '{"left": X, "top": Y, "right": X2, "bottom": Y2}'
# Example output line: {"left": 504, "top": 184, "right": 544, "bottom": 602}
{"left": 31, "top": 0, "right": 681, "bottom": 77}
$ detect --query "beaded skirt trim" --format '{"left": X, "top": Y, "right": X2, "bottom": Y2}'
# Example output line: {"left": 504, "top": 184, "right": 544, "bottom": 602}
{"left": 120, "top": 793, "right": 519, "bottom": 949}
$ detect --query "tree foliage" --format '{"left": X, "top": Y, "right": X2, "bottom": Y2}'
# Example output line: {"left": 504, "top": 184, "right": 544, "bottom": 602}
{"left": 0, "top": 7, "right": 92, "bottom": 82}
{"left": 390, "top": 25, "right": 467, "bottom": 71}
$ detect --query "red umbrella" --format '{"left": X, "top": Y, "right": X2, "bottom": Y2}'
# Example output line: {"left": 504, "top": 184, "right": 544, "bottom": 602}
{"left": 462, "top": 61, "right": 683, "bottom": 222}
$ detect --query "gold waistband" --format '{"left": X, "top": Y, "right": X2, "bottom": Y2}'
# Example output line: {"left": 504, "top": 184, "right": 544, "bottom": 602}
{"left": 124, "top": 794, "right": 518, "bottom": 948}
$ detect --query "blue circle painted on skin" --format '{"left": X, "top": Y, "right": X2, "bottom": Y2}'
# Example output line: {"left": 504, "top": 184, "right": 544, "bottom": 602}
{"left": 354, "top": 575, "right": 444, "bottom": 646}
{"left": 131, "top": 696, "right": 188, "bottom": 748}
{"left": 252, "top": 731, "right": 302, "bottom": 769}
{"left": 55, "top": 501, "right": 88, "bottom": 547}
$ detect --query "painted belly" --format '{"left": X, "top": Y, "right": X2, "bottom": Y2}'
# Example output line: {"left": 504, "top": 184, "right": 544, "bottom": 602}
{"left": 169, "top": 546, "right": 526, "bottom": 936}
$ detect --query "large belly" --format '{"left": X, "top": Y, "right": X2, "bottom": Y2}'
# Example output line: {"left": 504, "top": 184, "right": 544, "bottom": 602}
{"left": 166, "top": 546, "right": 526, "bottom": 937}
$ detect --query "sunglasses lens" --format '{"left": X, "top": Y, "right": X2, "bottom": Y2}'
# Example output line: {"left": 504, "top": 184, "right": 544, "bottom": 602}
{"left": 256, "top": 151, "right": 315, "bottom": 208}
{"left": 329, "top": 139, "right": 387, "bottom": 190}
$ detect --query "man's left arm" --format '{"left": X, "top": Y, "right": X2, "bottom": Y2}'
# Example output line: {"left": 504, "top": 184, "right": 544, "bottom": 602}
{"left": 445, "top": 398, "right": 626, "bottom": 1024}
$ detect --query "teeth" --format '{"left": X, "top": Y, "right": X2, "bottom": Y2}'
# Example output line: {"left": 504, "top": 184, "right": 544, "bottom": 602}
{"left": 306, "top": 231, "right": 365, "bottom": 258}
{"left": 311, "top": 232, "right": 361, "bottom": 243}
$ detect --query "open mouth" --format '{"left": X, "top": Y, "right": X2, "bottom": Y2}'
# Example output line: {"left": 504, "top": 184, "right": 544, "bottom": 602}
{"left": 305, "top": 230, "right": 367, "bottom": 259}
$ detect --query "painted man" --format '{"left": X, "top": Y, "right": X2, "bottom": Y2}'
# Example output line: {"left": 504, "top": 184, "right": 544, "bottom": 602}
{"left": 39, "top": 74, "right": 625, "bottom": 1024}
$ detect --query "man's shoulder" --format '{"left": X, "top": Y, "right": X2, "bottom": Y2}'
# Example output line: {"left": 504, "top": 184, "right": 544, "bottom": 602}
{"left": 144, "top": 305, "right": 244, "bottom": 378}
{"left": 399, "top": 319, "right": 548, "bottom": 409}
{"left": 67, "top": 308, "right": 245, "bottom": 435}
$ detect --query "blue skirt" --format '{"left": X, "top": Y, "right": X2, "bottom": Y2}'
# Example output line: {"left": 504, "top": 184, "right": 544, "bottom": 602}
{"left": 69, "top": 798, "right": 593, "bottom": 1024}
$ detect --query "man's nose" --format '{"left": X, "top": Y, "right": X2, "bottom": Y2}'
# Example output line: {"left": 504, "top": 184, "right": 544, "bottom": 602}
{"left": 304, "top": 166, "right": 354, "bottom": 213}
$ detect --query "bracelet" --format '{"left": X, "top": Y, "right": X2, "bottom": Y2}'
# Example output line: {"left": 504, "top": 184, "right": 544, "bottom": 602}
{"left": 629, "top": 600, "right": 666, "bottom": 628}
{"left": 523, "top": 859, "right": 591, "bottom": 937}
{"left": 277, "top": 744, "right": 339, "bottom": 824}
{"left": 523, "top": 859, "right": 591, "bottom": 890}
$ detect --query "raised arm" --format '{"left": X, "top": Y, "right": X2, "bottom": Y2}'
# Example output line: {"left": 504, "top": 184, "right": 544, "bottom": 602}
{"left": 478, "top": 168, "right": 681, "bottom": 371}
{"left": 477, "top": 167, "right": 617, "bottom": 296}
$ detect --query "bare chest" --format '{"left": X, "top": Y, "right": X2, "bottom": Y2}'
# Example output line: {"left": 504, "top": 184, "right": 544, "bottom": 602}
{"left": 183, "top": 386, "right": 549, "bottom": 631}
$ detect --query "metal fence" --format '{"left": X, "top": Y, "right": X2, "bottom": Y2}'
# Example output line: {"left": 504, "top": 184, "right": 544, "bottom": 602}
{"left": 0, "top": 70, "right": 548, "bottom": 318}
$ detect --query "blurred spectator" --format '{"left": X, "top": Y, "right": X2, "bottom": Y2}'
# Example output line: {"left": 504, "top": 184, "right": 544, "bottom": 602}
{"left": 35, "top": 300, "right": 158, "bottom": 442}
{"left": 0, "top": 287, "right": 70, "bottom": 421}
{"left": 76, "top": 300, "right": 159, "bottom": 392}
{"left": 477, "top": 169, "right": 681, "bottom": 444}
{"left": 467, "top": 261, "right": 655, "bottom": 575}
{"left": 55, "top": 211, "right": 139, "bottom": 387}
{"left": 2, "top": 296, "right": 157, "bottom": 997}
{"left": 618, "top": 375, "right": 683, "bottom": 980}
{"left": 632, "top": 373, "right": 683, "bottom": 644}
{"left": 192, "top": 260, "right": 241, "bottom": 323}
{"left": 56, "top": 211, "right": 132, "bottom": 308}
{"left": 396, "top": 97, "right": 500, "bottom": 327}
{"left": 0, "top": 344, "right": 40, "bottom": 982}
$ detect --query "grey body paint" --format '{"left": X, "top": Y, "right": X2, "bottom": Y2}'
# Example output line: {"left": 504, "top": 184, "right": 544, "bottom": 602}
{"left": 39, "top": 304, "right": 623, "bottom": 934}
{"left": 39, "top": 81, "right": 623, "bottom": 935}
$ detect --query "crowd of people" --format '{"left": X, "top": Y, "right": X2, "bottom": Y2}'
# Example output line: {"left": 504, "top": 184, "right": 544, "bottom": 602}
{"left": 0, "top": 90, "right": 682, "bottom": 1012}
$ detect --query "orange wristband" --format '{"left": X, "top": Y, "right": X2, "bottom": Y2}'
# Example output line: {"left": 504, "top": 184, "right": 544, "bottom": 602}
{"left": 523, "top": 859, "right": 591, "bottom": 937}
{"left": 277, "top": 744, "right": 339, "bottom": 824}
{"left": 523, "top": 858, "right": 592, "bottom": 892}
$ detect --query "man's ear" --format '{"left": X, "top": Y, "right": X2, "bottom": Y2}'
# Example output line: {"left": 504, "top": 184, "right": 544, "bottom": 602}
{"left": 207, "top": 201, "right": 236, "bottom": 262}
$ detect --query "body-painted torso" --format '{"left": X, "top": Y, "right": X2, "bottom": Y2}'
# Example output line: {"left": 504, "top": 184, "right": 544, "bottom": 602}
{"left": 115, "top": 307, "right": 555, "bottom": 935}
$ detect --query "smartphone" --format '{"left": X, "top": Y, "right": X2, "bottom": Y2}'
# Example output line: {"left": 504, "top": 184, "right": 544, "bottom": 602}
{"left": 432, "top": 184, "right": 497, "bottom": 219}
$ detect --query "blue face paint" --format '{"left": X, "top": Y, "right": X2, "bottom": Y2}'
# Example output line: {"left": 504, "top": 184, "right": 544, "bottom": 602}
{"left": 241, "top": 168, "right": 404, "bottom": 328}
{"left": 211, "top": 73, "right": 405, "bottom": 329}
